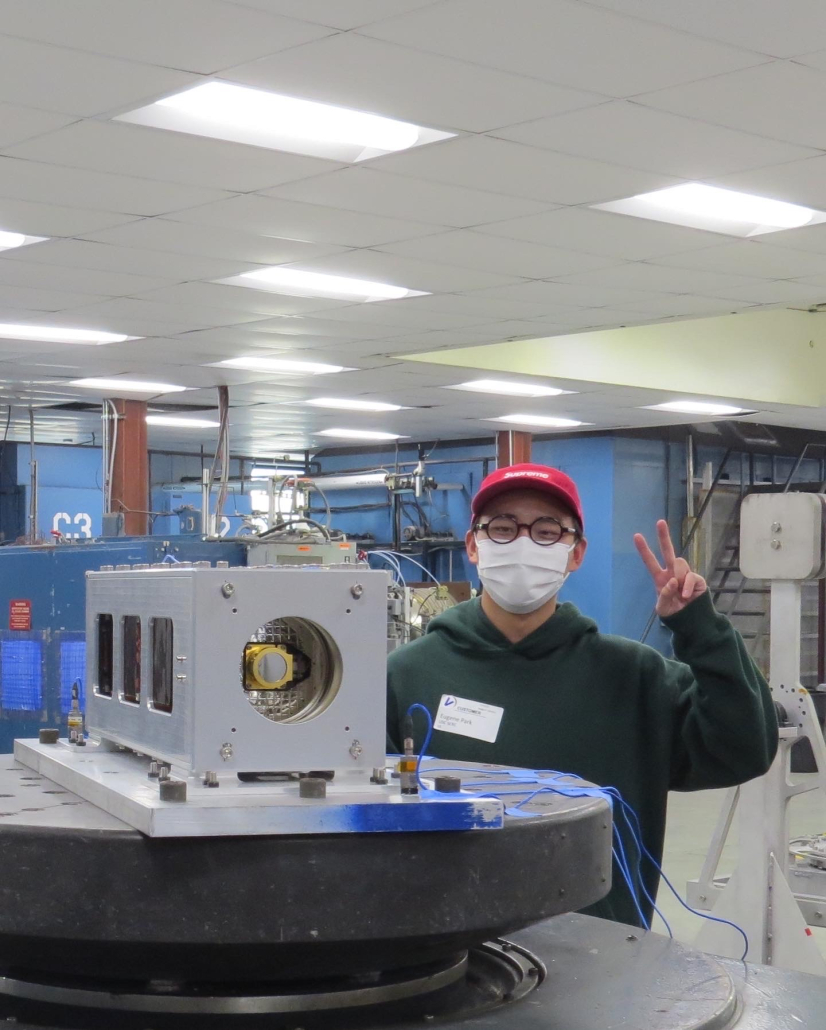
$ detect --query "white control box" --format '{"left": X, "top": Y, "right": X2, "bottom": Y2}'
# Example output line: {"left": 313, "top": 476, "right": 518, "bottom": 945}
{"left": 740, "top": 493, "right": 826, "bottom": 581}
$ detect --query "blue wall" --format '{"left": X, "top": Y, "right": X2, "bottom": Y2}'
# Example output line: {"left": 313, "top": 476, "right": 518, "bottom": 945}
{"left": 16, "top": 443, "right": 103, "bottom": 540}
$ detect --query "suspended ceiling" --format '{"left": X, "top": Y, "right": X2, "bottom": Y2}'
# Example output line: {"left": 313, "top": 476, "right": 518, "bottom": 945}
{"left": 2, "top": 0, "right": 826, "bottom": 452}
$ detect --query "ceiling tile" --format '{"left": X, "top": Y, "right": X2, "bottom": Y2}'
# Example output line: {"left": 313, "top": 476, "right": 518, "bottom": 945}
{"left": 379, "top": 230, "right": 618, "bottom": 278}
{"left": 716, "top": 155, "right": 826, "bottom": 211}
{"left": 263, "top": 167, "right": 554, "bottom": 226}
{"left": 4, "top": 121, "right": 340, "bottom": 193}
{"left": 223, "top": 31, "right": 602, "bottom": 133}
{"left": 461, "top": 280, "right": 669, "bottom": 308}
{"left": 655, "top": 241, "right": 826, "bottom": 279}
{"left": 704, "top": 280, "right": 826, "bottom": 305}
{"left": 0, "top": 157, "right": 235, "bottom": 216}
{"left": 0, "top": 0, "right": 331, "bottom": 74}
{"left": 470, "top": 207, "right": 729, "bottom": 261}
{"left": 279, "top": 249, "right": 527, "bottom": 292}
{"left": 239, "top": 316, "right": 406, "bottom": 339}
{"left": 220, "top": 0, "right": 438, "bottom": 30}
{"left": 170, "top": 193, "right": 444, "bottom": 247}
{"left": 585, "top": 0, "right": 826, "bottom": 59}
{"left": 0, "top": 198, "right": 139, "bottom": 238}
{"left": 756, "top": 222, "right": 826, "bottom": 257}
{"left": 0, "top": 256, "right": 173, "bottom": 297}
{"left": 10, "top": 239, "right": 255, "bottom": 281}
{"left": 363, "top": 0, "right": 765, "bottom": 95}
{"left": 638, "top": 61, "right": 826, "bottom": 149}
{"left": 0, "top": 282, "right": 108, "bottom": 310}
{"left": 492, "top": 100, "right": 816, "bottom": 178}
{"left": 0, "top": 34, "right": 197, "bottom": 117}
{"left": 56, "top": 298, "right": 249, "bottom": 331}
{"left": 361, "top": 292, "right": 588, "bottom": 322}
{"left": 0, "top": 103, "right": 76, "bottom": 148}
{"left": 303, "top": 300, "right": 489, "bottom": 331}
{"left": 135, "top": 281, "right": 352, "bottom": 316}
{"left": 554, "top": 262, "right": 767, "bottom": 294}
{"left": 81, "top": 218, "right": 345, "bottom": 266}
{"left": 369, "top": 135, "right": 677, "bottom": 205}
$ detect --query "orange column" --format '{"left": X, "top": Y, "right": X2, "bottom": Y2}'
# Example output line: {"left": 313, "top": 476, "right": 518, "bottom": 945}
{"left": 496, "top": 430, "right": 532, "bottom": 468}
{"left": 109, "top": 398, "right": 149, "bottom": 535}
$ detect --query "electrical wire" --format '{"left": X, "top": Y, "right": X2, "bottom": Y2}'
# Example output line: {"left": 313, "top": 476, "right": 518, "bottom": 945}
{"left": 386, "top": 550, "right": 441, "bottom": 586}
{"left": 408, "top": 742, "right": 746, "bottom": 955}
{"left": 405, "top": 703, "right": 433, "bottom": 789}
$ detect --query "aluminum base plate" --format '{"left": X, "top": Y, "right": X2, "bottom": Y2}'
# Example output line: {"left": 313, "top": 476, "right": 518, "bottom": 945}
{"left": 14, "top": 739, "right": 503, "bottom": 837}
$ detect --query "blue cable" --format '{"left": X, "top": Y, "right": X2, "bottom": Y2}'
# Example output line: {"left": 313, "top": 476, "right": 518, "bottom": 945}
{"left": 411, "top": 754, "right": 743, "bottom": 954}
{"left": 161, "top": 554, "right": 181, "bottom": 564}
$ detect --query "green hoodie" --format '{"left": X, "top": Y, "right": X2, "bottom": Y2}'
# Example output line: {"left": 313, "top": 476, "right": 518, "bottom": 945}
{"left": 386, "top": 591, "right": 777, "bottom": 928}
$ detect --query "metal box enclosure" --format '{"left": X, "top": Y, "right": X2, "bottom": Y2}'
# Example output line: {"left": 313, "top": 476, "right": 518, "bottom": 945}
{"left": 246, "top": 539, "right": 357, "bottom": 566}
{"left": 85, "top": 564, "right": 387, "bottom": 776}
{"left": 740, "top": 493, "right": 826, "bottom": 581}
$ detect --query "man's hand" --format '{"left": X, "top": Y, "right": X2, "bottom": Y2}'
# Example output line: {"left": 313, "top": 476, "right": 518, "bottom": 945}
{"left": 634, "top": 519, "right": 707, "bottom": 618}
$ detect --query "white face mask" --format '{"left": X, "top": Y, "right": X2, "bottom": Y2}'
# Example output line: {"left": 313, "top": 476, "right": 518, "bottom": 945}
{"left": 476, "top": 535, "right": 574, "bottom": 615}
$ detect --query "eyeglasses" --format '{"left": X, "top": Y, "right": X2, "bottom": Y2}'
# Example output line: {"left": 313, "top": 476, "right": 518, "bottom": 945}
{"left": 473, "top": 514, "right": 580, "bottom": 546}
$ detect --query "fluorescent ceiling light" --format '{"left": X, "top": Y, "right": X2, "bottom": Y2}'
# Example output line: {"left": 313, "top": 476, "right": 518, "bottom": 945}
{"left": 316, "top": 428, "right": 405, "bottom": 441}
{"left": 645, "top": 400, "right": 751, "bottom": 416}
{"left": 487, "top": 414, "right": 588, "bottom": 429}
{"left": 0, "top": 324, "right": 136, "bottom": 345}
{"left": 219, "top": 266, "right": 427, "bottom": 302}
{"left": 250, "top": 465, "right": 305, "bottom": 479}
{"left": 0, "top": 229, "right": 48, "bottom": 251}
{"left": 594, "top": 183, "right": 826, "bottom": 237}
{"left": 446, "top": 379, "right": 572, "bottom": 398}
{"left": 217, "top": 357, "right": 350, "bottom": 376}
{"left": 70, "top": 377, "right": 187, "bottom": 394}
{"left": 146, "top": 415, "right": 220, "bottom": 428}
{"left": 305, "top": 397, "right": 404, "bottom": 412}
{"left": 116, "top": 81, "right": 454, "bottom": 163}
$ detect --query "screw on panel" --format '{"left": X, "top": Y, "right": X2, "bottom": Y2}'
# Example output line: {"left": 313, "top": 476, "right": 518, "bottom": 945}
{"left": 158, "top": 766, "right": 170, "bottom": 782}
{"left": 771, "top": 522, "right": 782, "bottom": 532}
{"left": 771, "top": 539, "right": 782, "bottom": 550}
{"left": 300, "top": 777, "right": 327, "bottom": 799}
{"left": 349, "top": 740, "right": 363, "bottom": 759}
{"left": 38, "top": 729, "right": 59, "bottom": 745}
{"left": 159, "top": 779, "right": 187, "bottom": 803}
{"left": 221, "top": 582, "right": 235, "bottom": 598}
{"left": 350, "top": 583, "right": 364, "bottom": 599}
{"left": 370, "top": 767, "right": 388, "bottom": 785}
{"left": 220, "top": 742, "right": 233, "bottom": 762}
{"left": 203, "top": 771, "right": 219, "bottom": 788}
{"left": 148, "top": 761, "right": 160, "bottom": 779}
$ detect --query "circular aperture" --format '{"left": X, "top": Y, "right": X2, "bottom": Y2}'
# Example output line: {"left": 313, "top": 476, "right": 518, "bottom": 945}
{"left": 242, "top": 617, "right": 342, "bottom": 723}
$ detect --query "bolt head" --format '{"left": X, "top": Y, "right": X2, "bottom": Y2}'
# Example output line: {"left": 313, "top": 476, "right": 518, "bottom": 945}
{"left": 349, "top": 739, "right": 364, "bottom": 759}
{"left": 350, "top": 583, "right": 364, "bottom": 599}
{"left": 219, "top": 742, "right": 233, "bottom": 761}
{"left": 221, "top": 582, "right": 235, "bottom": 598}
{"left": 771, "top": 538, "right": 782, "bottom": 550}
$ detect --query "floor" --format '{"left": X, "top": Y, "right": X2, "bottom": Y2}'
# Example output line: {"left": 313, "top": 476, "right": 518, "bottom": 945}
{"left": 660, "top": 776, "right": 826, "bottom": 958}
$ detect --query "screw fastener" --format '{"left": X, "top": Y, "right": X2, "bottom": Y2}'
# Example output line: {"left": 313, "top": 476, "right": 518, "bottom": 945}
{"left": 350, "top": 583, "right": 364, "bottom": 599}
{"left": 349, "top": 739, "right": 363, "bottom": 759}
{"left": 221, "top": 582, "right": 235, "bottom": 598}
{"left": 219, "top": 742, "right": 233, "bottom": 762}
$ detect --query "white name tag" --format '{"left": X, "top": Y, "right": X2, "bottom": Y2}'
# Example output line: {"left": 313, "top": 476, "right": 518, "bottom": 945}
{"left": 434, "top": 694, "right": 504, "bottom": 744}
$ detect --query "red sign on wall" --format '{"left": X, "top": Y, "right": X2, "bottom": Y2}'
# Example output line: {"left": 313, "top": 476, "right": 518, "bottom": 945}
{"left": 9, "top": 600, "right": 31, "bottom": 631}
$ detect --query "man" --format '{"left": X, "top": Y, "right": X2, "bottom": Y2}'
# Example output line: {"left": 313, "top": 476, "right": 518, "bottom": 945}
{"left": 387, "top": 462, "right": 778, "bottom": 928}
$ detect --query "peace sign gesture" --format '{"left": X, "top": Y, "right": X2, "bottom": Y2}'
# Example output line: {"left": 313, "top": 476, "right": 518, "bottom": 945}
{"left": 634, "top": 520, "right": 707, "bottom": 618}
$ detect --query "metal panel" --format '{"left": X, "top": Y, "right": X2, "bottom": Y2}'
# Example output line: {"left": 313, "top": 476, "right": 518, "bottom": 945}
{"left": 86, "top": 564, "right": 388, "bottom": 775}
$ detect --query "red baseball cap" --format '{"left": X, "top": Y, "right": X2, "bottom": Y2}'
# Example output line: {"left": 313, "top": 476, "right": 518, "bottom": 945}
{"left": 471, "top": 463, "right": 584, "bottom": 528}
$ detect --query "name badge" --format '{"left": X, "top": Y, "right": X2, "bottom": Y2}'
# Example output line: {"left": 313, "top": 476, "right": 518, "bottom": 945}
{"left": 434, "top": 694, "right": 504, "bottom": 744}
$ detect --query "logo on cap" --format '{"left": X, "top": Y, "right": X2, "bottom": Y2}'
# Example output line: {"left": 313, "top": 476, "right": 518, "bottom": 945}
{"left": 503, "top": 470, "right": 550, "bottom": 480}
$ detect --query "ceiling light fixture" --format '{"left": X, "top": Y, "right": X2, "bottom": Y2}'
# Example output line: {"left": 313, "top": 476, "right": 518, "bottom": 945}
{"left": 593, "top": 183, "right": 826, "bottom": 237}
{"left": 645, "top": 400, "right": 751, "bottom": 416}
{"left": 487, "top": 414, "right": 588, "bottom": 429}
{"left": 446, "top": 379, "right": 572, "bottom": 398}
{"left": 0, "top": 229, "right": 48, "bottom": 251}
{"left": 70, "top": 378, "right": 187, "bottom": 394}
{"left": 0, "top": 324, "right": 136, "bottom": 345}
{"left": 220, "top": 266, "right": 427, "bottom": 302}
{"left": 316, "top": 428, "right": 406, "bottom": 441}
{"left": 305, "top": 397, "right": 404, "bottom": 412}
{"left": 217, "top": 357, "right": 350, "bottom": 375}
{"left": 146, "top": 415, "right": 221, "bottom": 428}
{"left": 116, "top": 81, "right": 454, "bottom": 163}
